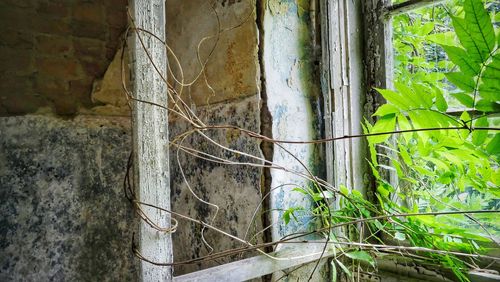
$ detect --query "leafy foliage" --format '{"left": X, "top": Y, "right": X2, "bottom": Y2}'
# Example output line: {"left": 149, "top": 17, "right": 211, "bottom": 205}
{"left": 285, "top": 0, "right": 500, "bottom": 280}
{"left": 366, "top": 0, "right": 500, "bottom": 279}
{"left": 378, "top": 0, "right": 499, "bottom": 230}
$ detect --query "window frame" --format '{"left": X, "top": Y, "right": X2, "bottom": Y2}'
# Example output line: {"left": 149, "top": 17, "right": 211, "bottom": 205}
{"left": 321, "top": 0, "right": 500, "bottom": 280}
{"left": 321, "top": 0, "right": 460, "bottom": 203}
{"left": 320, "top": 0, "right": 369, "bottom": 201}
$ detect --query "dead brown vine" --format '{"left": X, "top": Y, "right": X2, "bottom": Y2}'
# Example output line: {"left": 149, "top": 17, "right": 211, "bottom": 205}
{"left": 122, "top": 1, "right": 500, "bottom": 280}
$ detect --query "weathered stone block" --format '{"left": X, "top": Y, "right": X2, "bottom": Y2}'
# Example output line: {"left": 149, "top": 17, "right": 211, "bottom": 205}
{"left": 31, "top": 17, "right": 71, "bottom": 36}
{"left": 73, "top": 2, "right": 104, "bottom": 23}
{"left": 0, "top": 47, "right": 33, "bottom": 75}
{"left": 105, "top": 8, "right": 126, "bottom": 28}
{"left": 36, "top": 34, "right": 72, "bottom": 55}
{"left": 107, "top": 27, "right": 125, "bottom": 49}
{"left": 36, "top": 57, "right": 81, "bottom": 80}
{"left": 70, "top": 79, "right": 94, "bottom": 108}
{"left": 0, "top": 0, "right": 128, "bottom": 115}
{"left": 0, "top": 115, "right": 137, "bottom": 281}
{"left": 52, "top": 96, "right": 78, "bottom": 115}
{"left": 36, "top": 2, "right": 70, "bottom": 18}
{"left": 80, "top": 59, "right": 108, "bottom": 79}
{"left": 0, "top": 28, "right": 34, "bottom": 50}
{"left": 104, "top": 0, "right": 127, "bottom": 8}
{"left": 73, "top": 37, "right": 106, "bottom": 59}
{"left": 166, "top": 0, "right": 259, "bottom": 106}
{"left": 88, "top": 47, "right": 129, "bottom": 116}
{"left": 71, "top": 21, "right": 106, "bottom": 40}
{"left": 169, "top": 96, "right": 264, "bottom": 275}
{"left": 0, "top": 73, "right": 33, "bottom": 90}
{"left": 34, "top": 75, "right": 69, "bottom": 97}
{"left": 0, "top": 93, "right": 46, "bottom": 115}
{"left": 0, "top": 5, "right": 33, "bottom": 31}
{"left": 0, "top": 0, "right": 34, "bottom": 8}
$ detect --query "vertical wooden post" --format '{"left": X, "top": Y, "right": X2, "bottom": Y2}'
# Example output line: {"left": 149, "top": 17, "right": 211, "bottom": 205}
{"left": 321, "top": 0, "right": 368, "bottom": 198}
{"left": 129, "top": 0, "right": 172, "bottom": 281}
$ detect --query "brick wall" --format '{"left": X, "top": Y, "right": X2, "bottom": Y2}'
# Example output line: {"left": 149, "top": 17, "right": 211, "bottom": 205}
{"left": 0, "top": 0, "right": 127, "bottom": 116}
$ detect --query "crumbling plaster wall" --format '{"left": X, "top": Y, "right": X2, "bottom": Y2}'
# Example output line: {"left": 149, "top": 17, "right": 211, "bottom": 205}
{"left": 0, "top": 0, "right": 327, "bottom": 280}
{"left": 165, "top": 0, "right": 265, "bottom": 275}
{"left": 0, "top": 1, "right": 138, "bottom": 281}
{"left": 261, "top": 0, "right": 327, "bottom": 279}
{"left": 262, "top": 0, "right": 323, "bottom": 243}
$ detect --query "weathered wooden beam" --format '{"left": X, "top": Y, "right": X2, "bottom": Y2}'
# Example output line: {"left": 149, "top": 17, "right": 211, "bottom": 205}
{"left": 385, "top": 0, "right": 448, "bottom": 17}
{"left": 469, "top": 271, "right": 500, "bottom": 282}
{"left": 323, "top": 0, "right": 367, "bottom": 197}
{"left": 173, "top": 243, "right": 335, "bottom": 282}
{"left": 129, "top": 0, "right": 172, "bottom": 281}
{"left": 173, "top": 241, "right": 500, "bottom": 282}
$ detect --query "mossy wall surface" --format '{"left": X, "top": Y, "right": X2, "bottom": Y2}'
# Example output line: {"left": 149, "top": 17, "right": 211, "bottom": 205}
{"left": 0, "top": 116, "right": 137, "bottom": 281}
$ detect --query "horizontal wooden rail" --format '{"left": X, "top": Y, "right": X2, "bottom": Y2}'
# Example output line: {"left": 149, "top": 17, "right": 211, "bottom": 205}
{"left": 385, "top": 0, "right": 448, "bottom": 17}
{"left": 173, "top": 241, "right": 500, "bottom": 282}
{"left": 173, "top": 243, "right": 334, "bottom": 282}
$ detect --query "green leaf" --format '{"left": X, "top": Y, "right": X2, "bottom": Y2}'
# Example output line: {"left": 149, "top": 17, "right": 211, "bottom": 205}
{"left": 339, "top": 184, "right": 349, "bottom": 196}
{"left": 451, "top": 93, "right": 474, "bottom": 108}
{"left": 292, "top": 187, "right": 308, "bottom": 194}
{"left": 336, "top": 259, "right": 352, "bottom": 278}
{"left": 446, "top": 72, "right": 476, "bottom": 92}
{"left": 283, "top": 207, "right": 302, "bottom": 225}
{"left": 395, "top": 232, "right": 406, "bottom": 241}
{"left": 441, "top": 45, "right": 480, "bottom": 76}
{"left": 438, "top": 171, "right": 455, "bottom": 184}
{"left": 452, "top": 16, "right": 483, "bottom": 64}
{"left": 345, "top": 251, "right": 375, "bottom": 267}
{"left": 434, "top": 88, "right": 448, "bottom": 112}
{"left": 368, "top": 114, "right": 397, "bottom": 144}
{"left": 419, "top": 22, "right": 435, "bottom": 36}
{"left": 377, "top": 184, "right": 390, "bottom": 198}
{"left": 460, "top": 110, "right": 471, "bottom": 124}
{"left": 477, "top": 84, "right": 500, "bottom": 102}
{"left": 472, "top": 116, "right": 488, "bottom": 146}
{"left": 397, "top": 113, "right": 412, "bottom": 141}
{"left": 375, "top": 88, "right": 412, "bottom": 110}
{"left": 479, "top": 54, "right": 500, "bottom": 102}
{"left": 459, "top": 111, "right": 472, "bottom": 139}
{"left": 311, "top": 191, "right": 334, "bottom": 201}
{"left": 475, "top": 100, "right": 500, "bottom": 112}
{"left": 463, "top": 0, "right": 496, "bottom": 59}
{"left": 411, "top": 83, "right": 434, "bottom": 108}
{"left": 452, "top": 0, "right": 494, "bottom": 65}
{"left": 427, "top": 31, "right": 458, "bottom": 46}
{"left": 398, "top": 143, "right": 413, "bottom": 166}
{"left": 331, "top": 260, "right": 337, "bottom": 282}
{"left": 373, "top": 104, "right": 400, "bottom": 116}
{"left": 283, "top": 209, "right": 291, "bottom": 225}
{"left": 486, "top": 133, "right": 500, "bottom": 155}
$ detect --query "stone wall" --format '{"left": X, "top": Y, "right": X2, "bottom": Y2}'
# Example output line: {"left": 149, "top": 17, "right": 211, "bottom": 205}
{"left": 261, "top": 0, "right": 328, "bottom": 279}
{"left": 0, "top": 0, "right": 328, "bottom": 280}
{"left": 262, "top": 0, "right": 323, "bottom": 244}
{"left": 166, "top": 0, "right": 265, "bottom": 275}
{"left": 0, "top": 116, "right": 137, "bottom": 281}
{"left": 0, "top": 0, "right": 127, "bottom": 115}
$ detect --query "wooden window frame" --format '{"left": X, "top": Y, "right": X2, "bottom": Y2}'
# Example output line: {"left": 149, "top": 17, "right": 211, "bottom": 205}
{"left": 130, "top": 0, "right": 498, "bottom": 281}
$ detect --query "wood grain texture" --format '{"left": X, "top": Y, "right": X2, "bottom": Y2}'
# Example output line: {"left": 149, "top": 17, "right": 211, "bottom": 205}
{"left": 129, "top": 0, "right": 173, "bottom": 281}
{"left": 386, "top": 0, "right": 448, "bottom": 17}
{"left": 173, "top": 243, "right": 334, "bottom": 282}
{"left": 321, "top": 0, "right": 369, "bottom": 198}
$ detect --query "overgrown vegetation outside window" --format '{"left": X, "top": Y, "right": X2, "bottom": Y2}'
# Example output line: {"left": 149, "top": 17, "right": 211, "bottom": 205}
{"left": 288, "top": 0, "right": 499, "bottom": 280}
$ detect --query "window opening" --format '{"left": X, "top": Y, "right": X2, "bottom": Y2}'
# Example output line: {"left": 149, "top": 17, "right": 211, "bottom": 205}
{"left": 382, "top": 0, "right": 500, "bottom": 237}
{"left": 323, "top": 0, "right": 500, "bottom": 280}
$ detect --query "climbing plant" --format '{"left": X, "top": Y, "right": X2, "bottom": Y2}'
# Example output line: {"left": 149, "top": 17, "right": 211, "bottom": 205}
{"left": 287, "top": 0, "right": 500, "bottom": 280}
